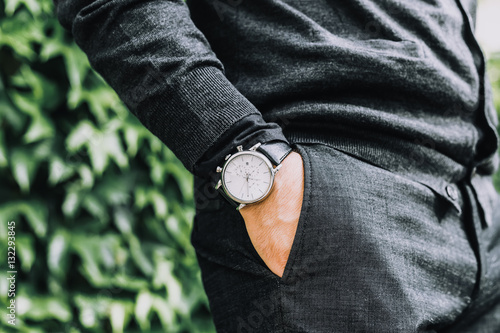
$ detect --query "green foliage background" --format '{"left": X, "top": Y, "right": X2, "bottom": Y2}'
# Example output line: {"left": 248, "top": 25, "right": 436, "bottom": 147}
{"left": 489, "top": 55, "right": 500, "bottom": 191}
{"left": 0, "top": 0, "right": 215, "bottom": 332}
{"left": 0, "top": 0, "right": 499, "bottom": 332}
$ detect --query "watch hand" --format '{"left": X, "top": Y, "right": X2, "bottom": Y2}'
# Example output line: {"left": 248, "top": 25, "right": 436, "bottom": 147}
{"left": 239, "top": 179, "right": 247, "bottom": 194}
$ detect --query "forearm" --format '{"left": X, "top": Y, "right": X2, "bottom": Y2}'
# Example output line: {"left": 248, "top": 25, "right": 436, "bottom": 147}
{"left": 53, "top": 0, "right": 288, "bottom": 177}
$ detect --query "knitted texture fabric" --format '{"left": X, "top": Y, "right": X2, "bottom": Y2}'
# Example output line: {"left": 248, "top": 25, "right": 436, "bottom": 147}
{"left": 54, "top": 0, "right": 499, "bottom": 178}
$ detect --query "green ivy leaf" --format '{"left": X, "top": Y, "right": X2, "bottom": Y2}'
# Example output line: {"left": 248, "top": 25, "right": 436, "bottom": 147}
{"left": 5, "top": 0, "right": 42, "bottom": 16}
{"left": 21, "top": 201, "right": 48, "bottom": 238}
{"left": 103, "top": 131, "right": 128, "bottom": 169}
{"left": 109, "top": 302, "right": 133, "bottom": 333}
{"left": 23, "top": 115, "right": 55, "bottom": 143}
{"left": 47, "top": 230, "right": 70, "bottom": 278}
{"left": 82, "top": 194, "right": 109, "bottom": 223}
{"left": 16, "top": 234, "right": 35, "bottom": 272}
{"left": 48, "top": 157, "right": 75, "bottom": 186}
{"left": 10, "top": 147, "right": 37, "bottom": 193}
{"left": 165, "top": 161, "right": 193, "bottom": 202}
{"left": 128, "top": 235, "right": 154, "bottom": 277}
{"left": 18, "top": 294, "right": 72, "bottom": 322}
{"left": 62, "top": 190, "right": 81, "bottom": 218}
{"left": 71, "top": 236, "right": 105, "bottom": 285}
{"left": 152, "top": 295, "right": 176, "bottom": 330}
{"left": 113, "top": 207, "right": 133, "bottom": 236}
{"left": 135, "top": 290, "right": 154, "bottom": 331}
{"left": 63, "top": 46, "right": 90, "bottom": 108}
{"left": 66, "top": 121, "right": 96, "bottom": 153}
{"left": 124, "top": 126, "right": 141, "bottom": 157}
{"left": 0, "top": 131, "right": 8, "bottom": 167}
{"left": 77, "top": 164, "right": 94, "bottom": 188}
{"left": 150, "top": 190, "right": 168, "bottom": 219}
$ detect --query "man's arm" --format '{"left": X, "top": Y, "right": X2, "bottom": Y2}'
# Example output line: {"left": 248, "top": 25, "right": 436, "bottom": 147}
{"left": 53, "top": 0, "right": 289, "bottom": 178}
{"left": 54, "top": 0, "right": 303, "bottom": 278}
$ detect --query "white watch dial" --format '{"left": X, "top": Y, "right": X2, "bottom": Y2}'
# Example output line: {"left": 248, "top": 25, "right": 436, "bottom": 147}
{"left": 222, "top": 152, "right": 274, "bottom": 203}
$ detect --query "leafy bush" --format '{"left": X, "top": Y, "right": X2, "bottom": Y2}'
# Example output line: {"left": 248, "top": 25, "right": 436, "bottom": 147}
{"left": 0, "top": 0, "right": 215, "bottom": 332}
{"left": 0, "top": 0, "right": 499, "bottom": 332}
{"left": 488, "top": 53, "right": 500, "bottom": 190}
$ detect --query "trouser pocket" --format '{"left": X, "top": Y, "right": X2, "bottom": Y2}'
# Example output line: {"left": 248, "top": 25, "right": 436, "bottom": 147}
{"left": 191, "top": 142, "right": 313, "bottom": 280}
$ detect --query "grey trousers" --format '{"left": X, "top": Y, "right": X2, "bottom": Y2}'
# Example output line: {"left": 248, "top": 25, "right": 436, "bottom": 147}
{"left": 191, "top": 143, "right": 500, "bottom": 332}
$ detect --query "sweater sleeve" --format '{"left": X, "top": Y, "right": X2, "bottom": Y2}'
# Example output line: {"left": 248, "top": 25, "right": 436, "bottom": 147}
{"left": 53, "top": 0, "right": 289, "bottom": 177}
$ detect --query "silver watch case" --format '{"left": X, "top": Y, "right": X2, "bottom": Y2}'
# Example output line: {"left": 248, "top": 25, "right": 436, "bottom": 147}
{"left": 215, "top": 144, "right": 282, "bottom": 210}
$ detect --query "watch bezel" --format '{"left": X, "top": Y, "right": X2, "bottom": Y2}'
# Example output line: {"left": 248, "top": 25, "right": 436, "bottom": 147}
{"left": 221, "top": 150, "right": 276, "bottom": 204}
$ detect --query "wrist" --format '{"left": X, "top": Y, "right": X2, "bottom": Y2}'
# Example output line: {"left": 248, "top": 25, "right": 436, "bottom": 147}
{"left": 215, "top": 141, "right": 293, "bottom": 209}
{"left": 240, "top": 151, "right": 303, "bottom": 215}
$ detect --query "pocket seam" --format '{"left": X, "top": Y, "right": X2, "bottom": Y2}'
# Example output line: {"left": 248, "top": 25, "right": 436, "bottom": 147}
{"left": 279, "top": 143, "right": 313, "bottom": 283}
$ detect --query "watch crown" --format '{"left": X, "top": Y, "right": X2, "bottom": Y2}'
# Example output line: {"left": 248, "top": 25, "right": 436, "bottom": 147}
{"left": 236, "top": 145, "right": 243, "bottom": 152}
{"left": 216, "top": 166, "right": 223, "bottom": 173}
{"left": 225, "top": 154, "right": 232, "bottom": 161}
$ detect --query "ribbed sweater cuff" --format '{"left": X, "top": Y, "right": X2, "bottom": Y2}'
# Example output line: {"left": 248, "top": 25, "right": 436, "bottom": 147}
{"left": 137, "top": 66, "right": 261, "bottom": 172}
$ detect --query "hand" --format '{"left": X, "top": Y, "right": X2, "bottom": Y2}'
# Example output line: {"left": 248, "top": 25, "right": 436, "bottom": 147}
{"left": 239, "top": 151, "right": 304, "bottom": 278}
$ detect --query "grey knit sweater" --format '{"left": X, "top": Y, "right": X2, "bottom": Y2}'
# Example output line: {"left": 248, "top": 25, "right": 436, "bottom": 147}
{"left": 54, "top": 0, "right": 499, "bottom": 212}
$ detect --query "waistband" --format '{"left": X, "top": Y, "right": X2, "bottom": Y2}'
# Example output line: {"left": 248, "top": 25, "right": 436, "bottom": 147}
{"left": 195, "top": 126, "right": 498, "bottom": 228}
{"left": 284, "top": 126, "right": 481, "bottom": 214}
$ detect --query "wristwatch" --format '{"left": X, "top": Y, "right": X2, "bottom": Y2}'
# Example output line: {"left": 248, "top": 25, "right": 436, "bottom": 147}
{"left": 215, "top": 141, "right": 293, "bottom": 210}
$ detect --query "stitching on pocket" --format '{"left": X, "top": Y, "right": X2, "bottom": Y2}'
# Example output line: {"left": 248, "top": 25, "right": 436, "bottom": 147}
{"left": 279, "top": 143, "right": 313, "bottom": 283}
{"left": 315, "top": 142, "right": 393, "bottom": 174}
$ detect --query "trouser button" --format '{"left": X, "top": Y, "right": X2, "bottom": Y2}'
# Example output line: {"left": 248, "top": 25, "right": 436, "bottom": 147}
{"left": 469, "top": 167, "right": 477, "bottom": 181}
{"left": 446, "top": 184, "right": 458, "bottom": 201}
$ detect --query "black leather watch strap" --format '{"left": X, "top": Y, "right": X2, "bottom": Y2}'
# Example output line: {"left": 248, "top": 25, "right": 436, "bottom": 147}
{"left": 257, "top": 141, "right": 293, "bottom": 166}
{"left": 217, "top": 187, "right": 240, "bottom": 208}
